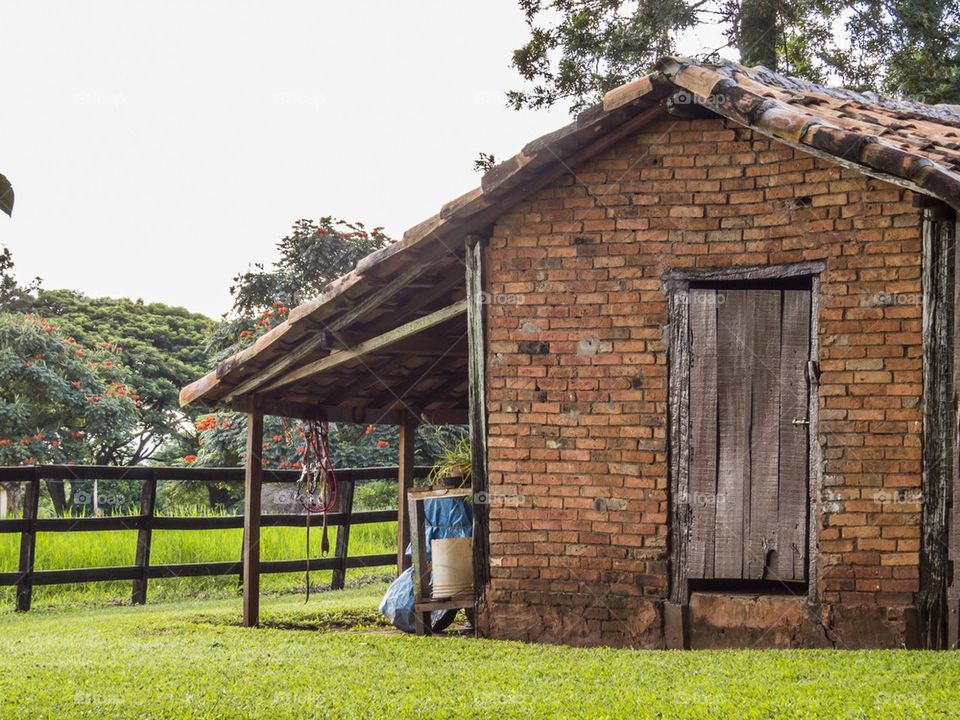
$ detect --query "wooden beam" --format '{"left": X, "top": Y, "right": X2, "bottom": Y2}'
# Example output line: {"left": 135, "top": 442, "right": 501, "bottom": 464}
{"left": 920, "top": 207, "right": 955, "bottom": 649}
{"left": 242, "top": 403, "right": 264, "bottom": 628}
{"left": 466, "top": 235, "right": 491, "bottom": 616}
{"left": 260, "top": 300, "right": 467, "bottom": 394}
{"left": 397, "top": 418, "right": 417, "bottom": 574}
{"left": 225, "top": 262, "right": 438, "bottom": 402}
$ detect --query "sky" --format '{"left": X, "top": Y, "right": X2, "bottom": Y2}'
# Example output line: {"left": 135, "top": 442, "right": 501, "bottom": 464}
{"left": 1, "top": 1, "right": 730, "bottom": 319}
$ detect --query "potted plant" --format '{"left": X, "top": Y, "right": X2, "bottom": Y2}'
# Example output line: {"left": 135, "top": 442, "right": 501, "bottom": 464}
{"left": 427, "top": 435, "right": 472, "bottom": 487}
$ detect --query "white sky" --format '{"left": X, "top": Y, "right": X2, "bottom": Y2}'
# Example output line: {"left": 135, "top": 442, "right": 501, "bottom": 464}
{"left": 1, "top": 1, "right": 731, "bottom": 319}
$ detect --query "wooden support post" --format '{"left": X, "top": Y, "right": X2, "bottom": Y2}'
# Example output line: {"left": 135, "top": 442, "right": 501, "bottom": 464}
{"left": 242, "top": 403, "right": 264, "bottom": 628}
{"left": 397, "top": 419, "right": 416, "bottom": 574}
{"left": 16, "top": 468, "right": 40, "bottom": 612}
{"left": 466, "top": 235, "right": 490, "bottom": 613}
{"left": 408, "top": 493, "right": 432, "bottom": 635}
{"left": 331, "top": 471, "right": 355, "bottom": 590}
{"left": 131, "top": 471, "right": 157, "bottom": 605}
{"left": 921, "top": 205, "right": 955, "bottom": 649}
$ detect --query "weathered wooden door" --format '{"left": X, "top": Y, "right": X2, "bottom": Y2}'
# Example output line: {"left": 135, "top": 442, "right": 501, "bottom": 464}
{"left": 686, "top": 287, "right": 811, "bottom": 583}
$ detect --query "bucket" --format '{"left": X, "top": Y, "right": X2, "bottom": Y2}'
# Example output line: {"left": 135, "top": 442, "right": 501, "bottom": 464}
{"left": 431, "top": 536, "right": 473, "bottom": 598}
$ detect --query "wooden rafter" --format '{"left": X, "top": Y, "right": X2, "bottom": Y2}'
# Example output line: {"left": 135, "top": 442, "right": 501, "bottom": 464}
{"left": 258, "top": 300, "right": 468, "bottom": 395}
{"left": 224, "top": 262, "right": 439, "bottom": 403}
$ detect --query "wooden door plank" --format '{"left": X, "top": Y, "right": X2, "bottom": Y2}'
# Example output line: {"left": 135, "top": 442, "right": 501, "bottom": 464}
{"left": 715, "top": 289, "right": 751, "bottom": 579}
{"left": 687, "top": 289, "right": 719, "bottom": 579}
{"left": 778, "top": 289, "right": 811, "bottom": 582}
{"left": 746, "top": 290, "right": 782, "bottom": 578}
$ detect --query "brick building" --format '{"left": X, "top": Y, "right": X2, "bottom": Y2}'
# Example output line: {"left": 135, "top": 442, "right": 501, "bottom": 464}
{"left": 182, "top": 58, "right": 960, "bottom": 649}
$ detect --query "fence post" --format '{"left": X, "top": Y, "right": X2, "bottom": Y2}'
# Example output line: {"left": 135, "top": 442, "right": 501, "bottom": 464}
{"left": 15, "top": 468, "right": 40, "bottom": 612}
{"left": 131, "top": 470, "right": 157, "bottom": 605}
{"left": 331, "top": 471, "right": 355, "bottom": 590}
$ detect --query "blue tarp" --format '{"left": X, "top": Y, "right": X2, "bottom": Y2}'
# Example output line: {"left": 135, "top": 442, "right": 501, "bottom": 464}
{"left": 379, "top": 496, "right": 472, "bottom": 633}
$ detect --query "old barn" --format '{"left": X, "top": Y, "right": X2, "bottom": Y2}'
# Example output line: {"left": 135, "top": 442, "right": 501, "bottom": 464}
{"left": 180, "top": 57, "right": 960, "bottom": 649}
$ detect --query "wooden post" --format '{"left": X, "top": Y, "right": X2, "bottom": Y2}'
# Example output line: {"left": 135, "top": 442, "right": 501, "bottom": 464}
{"left": 920, "top": 205, "right": 955, "bottom": 649}
{"left": 331, "top": 471, "right": 355, "bottom": 590}
{"left": 408, "top": 493, "right": 432, "bottom": 635}
{"left": 131, "top": 471, "right": 157, "bottom": 605}
{"left": 16, "top": 468, "right": 40, "bottom": 612}
{"left": 243, "top": 403, "right": 264, "bottom": 628}
{"left": 397, "top": 419, "right": 416, "bottom": 574}
{"left": 466, "top": 235, "right": 490, "bottom": 611}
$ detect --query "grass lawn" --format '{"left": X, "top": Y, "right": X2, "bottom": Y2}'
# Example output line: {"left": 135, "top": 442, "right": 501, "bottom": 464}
{"left": 1, "top": 584, "right": 959, "bottom": 719}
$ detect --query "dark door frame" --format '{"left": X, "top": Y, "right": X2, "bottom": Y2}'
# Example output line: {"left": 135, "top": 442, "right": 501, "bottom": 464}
{"left": 664, "top": 261, "right": 825, "bottom": 610}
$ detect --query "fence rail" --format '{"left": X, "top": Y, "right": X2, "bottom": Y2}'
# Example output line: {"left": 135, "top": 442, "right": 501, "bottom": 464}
{"left": 0, "top": 464, "right": 424, "bottom": 611}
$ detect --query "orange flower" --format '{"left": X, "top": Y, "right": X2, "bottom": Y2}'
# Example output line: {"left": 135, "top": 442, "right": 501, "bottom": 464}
{"left": 377, "top": 440, "right": 388, "bottom": 448}
{"left": 32, "top": 433, "right": 45, "bottom": 441}
{"left": 365, "top": 425, "right": 375, "bottom": 435}
{"left": 184, "top": 454, "right": 198, "bottom": 463}
{"left": 239, "top": 330, "right": 252, "bottom": 338}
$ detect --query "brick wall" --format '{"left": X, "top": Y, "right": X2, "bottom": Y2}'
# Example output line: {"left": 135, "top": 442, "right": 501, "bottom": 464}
{"left": 479, "top": 114, "right": 924, "bottom": 648}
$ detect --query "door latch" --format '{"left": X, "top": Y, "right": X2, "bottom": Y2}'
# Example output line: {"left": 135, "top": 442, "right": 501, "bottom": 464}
{"left": 791, "top": 418, "right": 810, "bottom": 426}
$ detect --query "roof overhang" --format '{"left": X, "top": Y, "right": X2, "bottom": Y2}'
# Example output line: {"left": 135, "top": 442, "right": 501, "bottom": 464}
{"left": 181, "top": 56, "right": 960, "bottom": 419}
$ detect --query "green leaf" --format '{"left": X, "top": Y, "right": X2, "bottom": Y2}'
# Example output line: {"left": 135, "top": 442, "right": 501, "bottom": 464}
{"left": 0, "top": 174, "right": 13, "bottom": 217}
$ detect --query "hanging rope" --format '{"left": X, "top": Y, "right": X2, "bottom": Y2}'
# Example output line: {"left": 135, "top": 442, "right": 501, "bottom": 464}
{"left": 295, "top": 420, "right": 338, "bottom": 601}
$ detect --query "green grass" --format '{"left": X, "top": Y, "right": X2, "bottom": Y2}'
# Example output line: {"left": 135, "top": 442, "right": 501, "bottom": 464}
{"left": 0, "top": 585, "right": 958, "bottom": 719}
{"left": 0, "top": 520, "right": 397, "bottom": 609}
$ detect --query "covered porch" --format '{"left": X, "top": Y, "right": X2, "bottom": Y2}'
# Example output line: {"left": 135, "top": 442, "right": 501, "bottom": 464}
{"left": 180, "top": 236, "right": 489, "bottom": 627}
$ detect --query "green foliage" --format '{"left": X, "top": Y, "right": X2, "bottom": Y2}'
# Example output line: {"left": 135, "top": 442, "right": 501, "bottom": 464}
{"left": 353, "top": 480, "right": 397, "bottom": 511}
{"left": 0, "top": 174, "right": 12, "bottom": 217}
{"left": 508, "top": 0, "right": 960, "bottom": 111}
{"left": 0, "top": 245, "right": 40, "bottom": 312}
{"left": 509, "top": 0, "right": 696, "bottom": 112}
{"left": 426, "top": 432, "right": 472, "bottom": 485}
{"left": 187, "top": 412, "right": 464, "bottom": 472}
{"left": 0, "top": 313, "right": 139, "bottom": 467}
{"left": 838, "top": 0, "right": 960, "bottom": 102}
{"left": 208, "top": 217, "right": 391, "bottom": 360}
{"left": 24, "top": 289, "right": 215, "bottom": 464}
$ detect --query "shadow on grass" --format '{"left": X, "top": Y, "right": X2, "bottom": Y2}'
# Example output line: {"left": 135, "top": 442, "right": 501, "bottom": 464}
{"left": 185, "top": 606, "right": 393, "bottom": 633}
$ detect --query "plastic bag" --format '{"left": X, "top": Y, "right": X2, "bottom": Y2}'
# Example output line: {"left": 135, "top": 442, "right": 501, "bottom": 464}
{"left": 379, "top": 496, "right": 472, "bottom": 633}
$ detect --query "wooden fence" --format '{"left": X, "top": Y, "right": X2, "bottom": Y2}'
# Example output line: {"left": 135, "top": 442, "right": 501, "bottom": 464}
{"left": 0, "top": 464, "right": 422, "bottom": 611}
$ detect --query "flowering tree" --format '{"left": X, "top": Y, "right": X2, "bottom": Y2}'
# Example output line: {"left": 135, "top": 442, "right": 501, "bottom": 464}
{"left": 207, "top": 217, "right": 391, "bottom": 359}
{"left": 0, "top": 313, "right": 140, "bottom": 513}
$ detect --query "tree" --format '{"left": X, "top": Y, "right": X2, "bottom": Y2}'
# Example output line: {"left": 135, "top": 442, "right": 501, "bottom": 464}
{"left": 840, "top": 0, "right": 960, "bottom": 103}
{"left": 508, "top": 0, "right": 960, "bottom": 113}
{"left": 0, "top": 246, "right": 41, "bottom": 312}
{"left": 24, "top": 290, "right": 215, "bottom": 465}
{"left": 206, "top": 217, "right": 390, "bottom": 361}
{"left": 0, "top": 313, "right": 141, "bottom": 514}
